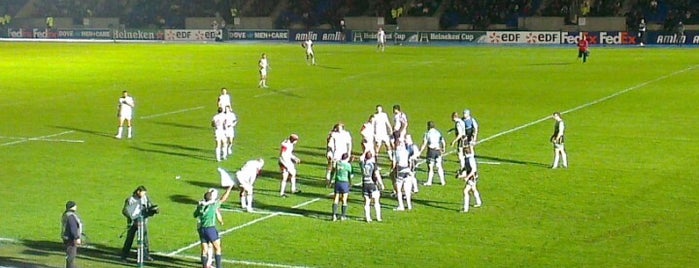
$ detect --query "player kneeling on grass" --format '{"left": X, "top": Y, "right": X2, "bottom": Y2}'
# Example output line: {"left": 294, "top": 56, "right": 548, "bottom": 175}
{"left": 457, "top": 147, "right": 482, "bottom": 212}
{"left": 279, "top": 134, "right": 301, "bottom": 197}
{"left": 361, "top": 151, "right": 382, "bottom": 222}
{"left": 393, "top": 140, "right": 413, "bottom": 211}
{"left": 332, "top": 153, "right": 352, "bottom": 221}
{"left": 194, "top": 185, "right": 234, "bottom": 268}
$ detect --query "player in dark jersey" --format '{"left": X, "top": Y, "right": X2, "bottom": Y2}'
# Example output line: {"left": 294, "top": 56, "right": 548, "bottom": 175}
{"left": 360, "top": 151, "right": 382, "bottom": 222}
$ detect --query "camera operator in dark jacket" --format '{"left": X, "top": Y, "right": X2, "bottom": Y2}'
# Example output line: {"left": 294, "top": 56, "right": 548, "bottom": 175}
{"left": 120, "top": 185, "right": 158, "bottom": 262}
{"left": 61, "top": 201, "right": 82, "bottom": 268}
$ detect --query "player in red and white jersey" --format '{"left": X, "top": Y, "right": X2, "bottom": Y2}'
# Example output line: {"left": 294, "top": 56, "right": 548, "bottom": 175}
{"left": 279, "top": 134, "right": 301, "bottom": 197}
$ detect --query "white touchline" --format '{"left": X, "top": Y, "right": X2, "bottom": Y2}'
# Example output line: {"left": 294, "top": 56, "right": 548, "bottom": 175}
{"left": 220, "top": 208, "right": 304, "bottom": 217}
{"left": 167, "top": 198, "right": 321, "bottom": 256}
{"left": 177, "top": 255, "right": 315, "bottom": 268}
{"left": 140, "top": 106, "right": 205, "bottom": 119}
{"left": 0, "top": 131, "right": 75, "bottom": 147}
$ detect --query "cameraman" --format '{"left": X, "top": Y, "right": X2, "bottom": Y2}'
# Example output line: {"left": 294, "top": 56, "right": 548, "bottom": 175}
{"left": 120, "top": 185, "right": 157, "bottom": 262}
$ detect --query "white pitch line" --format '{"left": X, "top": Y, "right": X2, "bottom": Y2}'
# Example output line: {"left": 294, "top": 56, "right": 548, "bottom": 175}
{"left": 0, "top": 131, "right": 74, "bottom": 147}
{"left": 220, "top": 208, "right": 304, "bottom": 217}
{"left": 178, "top": 255, "right": 315, "bottom": 268}
{"left": 167, "top": 198, "right": 321, "bottom": 256}
{"left": 140, "top": 106, "right": 205, "bottom": 119}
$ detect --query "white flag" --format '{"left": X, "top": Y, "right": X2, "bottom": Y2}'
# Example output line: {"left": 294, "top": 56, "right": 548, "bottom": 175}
{"left": 217, "top": 167, "right": 236, "bottom": 187}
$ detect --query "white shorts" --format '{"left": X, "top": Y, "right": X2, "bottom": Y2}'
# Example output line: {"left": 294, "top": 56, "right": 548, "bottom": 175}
{"left": 235, "top": 171, "right": 255, "bottom": 192}
{"left": 362, "top": 138, "right": 375, "bottom": 152}
{"left": 225, "top": 128, "right": 235, "bottom": 139}
{"left": 554, "top": 143, "right": 565, "bottom": 150}
{"left": 279, "top": 158, "right": 296, "bottom": 175}
{"left": 215, "top": 129, "right": 226, "bottom": 141}
{"left": 119, "top": 110, "right": 133, "bottom": 121}
{"left": 306, "top": 50, "right": 314, "bottom": 56}
{"left": 374, "top": 134, "right": 391, "bottom": 146}
{"left": 260, "top": 69, "right": 267, "bottom": 76}
{"left": 332, "top": 150, "right": 348, "bottom": 161}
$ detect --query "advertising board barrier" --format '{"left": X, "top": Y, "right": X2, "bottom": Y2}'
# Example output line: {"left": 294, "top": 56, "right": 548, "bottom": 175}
{"left": 480, "top": 31, "right": 561, "bottom": 44}
{"left": 227, "top": 30, "right": 288, "bottom": 40}
{"left": 7, "top": 28, "right": 112, "bottom": 39}
{"left": 164, "top": 29, "right": 219, "bottom": 41}
{"left": 288, "top": 30, "right": 347, "bottom": 42}
{"left": 647, "top": 31, "right": 699, "bottom": 45}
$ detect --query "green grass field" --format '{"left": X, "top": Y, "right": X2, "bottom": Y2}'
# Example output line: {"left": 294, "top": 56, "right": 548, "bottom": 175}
{"left": 1, "top": 41, "right": 698, "bottom": 268}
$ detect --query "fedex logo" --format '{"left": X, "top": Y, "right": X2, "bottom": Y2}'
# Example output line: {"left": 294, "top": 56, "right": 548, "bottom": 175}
{"left": 561, "top": 32, "right": 598, "bottom": 44}
{"left": 599, "top": 32, "right": 636, "bottom": 44}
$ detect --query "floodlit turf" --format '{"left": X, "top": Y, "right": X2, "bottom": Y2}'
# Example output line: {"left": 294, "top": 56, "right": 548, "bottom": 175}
{"left": 0, "top": 41, "right": 698, "bottom": 267}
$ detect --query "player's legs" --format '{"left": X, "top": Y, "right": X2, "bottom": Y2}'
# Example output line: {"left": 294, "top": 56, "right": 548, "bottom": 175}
{"left": 332, "top": 193, "right": 340, "bottom": 221}
{"left": 116, "top": 118, "right": 125, "bottom": 138}
{"left": 245, "top": 187, "right": 254, "bottom": 211}
{"left": 125, "top": 119, "right": 133, "bottom": 138}
{"left": 395, "top": 179, "right": 405, "bottom": 210}
{"left": 280, "top": 165, "right": 289, "bottom": 196}
{"left": 436, "top": 156, "right": 445, "bottom": 185}
{"left": 226, "top": 136, "right": 234, "bottom": 155}
{"left": 457, "top": 147, "right": 466, "bottom": 170}
{"left": 372, "top": 191, "right": 382, "bottom": 221}
{"left": 424, "top": 160, "right": 435, "bottom": 185}
{"left": 200, "top": 242, "right": 209, "bottom": 268}
{"left": 211, "top": 239, "right": 222, "bottom": 268}
{"left": 463, "top": 185, "right": 471, "bottom": 212}
{"left": 364, "top": 195, "right": 372, "bottom": 222}
{"left": 472, "top": 184, "right": 482, "bottom": 207}
{"left": 340, "top": 193, "right": 349, "bottom": 220}
{"left": 559, "top": 145, "right": 568, "bottom": 168}
{"left": 239, "top": 188, "right": 247, "bottom": 209}
{"left": 403, "top": 176, "right": 413, "bottom": 210}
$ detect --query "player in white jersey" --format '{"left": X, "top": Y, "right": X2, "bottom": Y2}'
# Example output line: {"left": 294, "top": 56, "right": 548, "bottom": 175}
{"left": 279, "top": 134, "right": 301, "bottom": 197}
{"left": 326, "top": 123, "right": 352, "bottom": 184}
{"left": 217, "top": 158, "right": 265, "bottom": 212}
{"left": 392, "top": 139, "right": 413, "bottom": 211}
{"left": 419, "top": 121, "right": 446, "bottom": 186}
{"left": 211, "top": 108, "right": 228, "bottom": 162}
{"left": 217, "top": 88, "right": 232, "bottom": 110}
{"left": 360, "top": 115, "right": 375, "bottom": 154}
{"left": 377, "top": 27, "right": 386, "bottom": 52}
{"left": 115, "top": 91, "right": 135, "bottom": 139}
{"left": 449, "top": 112, "right": 468, "bottom": 170}
{"left": 550, "top": 112, "right": 568, "bottom": 169}
{"left": 457, "top": 146, "right": 481, "bottom": 212}
{"left": 303, "top": 38, "right": 316, "bottom": 65}
{"left": 223, "top": 106, "right": 237, "bottom": 155}
{"left": 373, "top": 105, "right": 394, "bottom": 160}
{"left": 392, "top": 104, "right": 408, "bottom": 143}
{"left": 258, "top": 53, "right": 270, "bottom": 88}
